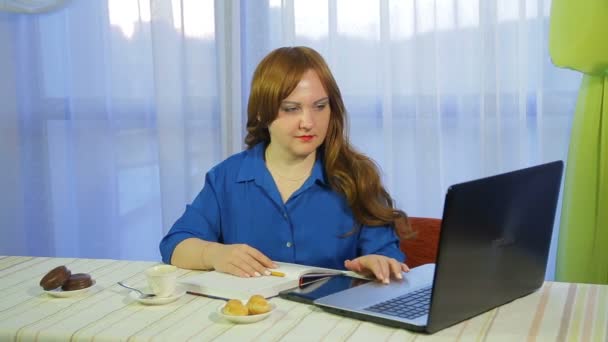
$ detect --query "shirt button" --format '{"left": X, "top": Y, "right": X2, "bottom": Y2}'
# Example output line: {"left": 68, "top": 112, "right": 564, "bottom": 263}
{"left": 283, "top": 212, "right": 288, "bottom": 219}
{"left": 286, "top": 242, "right": 292, "bottom": 248}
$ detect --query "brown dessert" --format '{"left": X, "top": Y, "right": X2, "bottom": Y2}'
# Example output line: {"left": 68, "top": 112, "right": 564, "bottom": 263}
{"left": 222, "top": 299, "right": 249, "bottom": 316}
{"left": 246, "top": 295, "right": 271, "bottom": 315}
{"left": 61, "top": 273, "right": 93, "bottom": 291}
{"left": 40, "top": 265, "right": 71, "bottom": 290}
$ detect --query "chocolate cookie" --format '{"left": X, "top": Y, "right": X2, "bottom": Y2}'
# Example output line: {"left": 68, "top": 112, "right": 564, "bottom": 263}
{"left": 40, "top": 265, "right": 71, "bottom": 290}
{"left": 61, "top": 273, "right": 93, "bottom": 291}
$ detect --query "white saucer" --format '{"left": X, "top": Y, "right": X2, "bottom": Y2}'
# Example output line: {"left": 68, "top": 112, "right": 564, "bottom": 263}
{"left": 129, "top": 286, "right": 186, "bottom": 305}
{"left": 44, "top": 281, "right": 96, "bottom": 298}
{"left": 217, "top": 302, "right": 275, "bottom": 324}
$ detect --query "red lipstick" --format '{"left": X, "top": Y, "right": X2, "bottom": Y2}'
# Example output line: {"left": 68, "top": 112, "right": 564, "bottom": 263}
{"left": 297, "top": 135, "right": 314, "bottom": 142}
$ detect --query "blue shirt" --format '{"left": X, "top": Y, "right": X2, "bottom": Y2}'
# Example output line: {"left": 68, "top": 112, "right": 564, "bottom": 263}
{"left": 159, "top": 143, "right": 405, "bottom": 270}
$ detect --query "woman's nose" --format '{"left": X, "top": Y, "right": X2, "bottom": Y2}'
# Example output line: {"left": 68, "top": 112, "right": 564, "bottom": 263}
{"left": 299, "top": 110, "right": 313, "bottom": 130}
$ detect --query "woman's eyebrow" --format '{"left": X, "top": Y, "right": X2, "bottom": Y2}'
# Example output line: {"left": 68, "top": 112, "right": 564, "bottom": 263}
{"left": 281, "top": 97, "right": 328, "bottom": 106}
{"left": 281, "top": 100, "right": 300, "bottom": 105}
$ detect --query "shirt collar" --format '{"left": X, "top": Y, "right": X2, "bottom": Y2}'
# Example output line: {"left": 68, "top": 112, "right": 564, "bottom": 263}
{"left": 236, "top": 142, "right": 328, "bottom": 186}
{"left": 236, "top": 143, "right": 266, "bottom": 182}
{"left": 308, "top": 150, "right": 328, "bottom": 186}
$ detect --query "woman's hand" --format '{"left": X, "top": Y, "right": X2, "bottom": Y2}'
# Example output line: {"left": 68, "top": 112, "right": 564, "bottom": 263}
{"left": 344, "top": 255, "right": 409, "bottom": 284}
{"left": 204, "top": 243, "right": 277, "bottom": 277}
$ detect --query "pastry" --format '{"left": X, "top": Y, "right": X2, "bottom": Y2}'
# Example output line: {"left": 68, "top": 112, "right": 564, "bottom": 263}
{"left": 40, "top": 266, "right": 71, "bottom": 290}
{"left": 246, "top": 294, "right": 271, "bottom": 315}
{"left": 61, "top": 273, "right": 93, "bottom": 291}
{"left": 222, "top": 299, "right": 249, "bottom": 316}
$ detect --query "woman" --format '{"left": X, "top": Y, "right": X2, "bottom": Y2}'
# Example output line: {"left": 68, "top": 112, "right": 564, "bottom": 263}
{"left": 160, "top": 46, "right": 412, "bottom": 284}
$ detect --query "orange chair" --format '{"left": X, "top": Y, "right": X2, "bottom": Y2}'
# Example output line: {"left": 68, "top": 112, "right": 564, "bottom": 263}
{"left": 399, "top": 217, "right": 442, "bottom": 268}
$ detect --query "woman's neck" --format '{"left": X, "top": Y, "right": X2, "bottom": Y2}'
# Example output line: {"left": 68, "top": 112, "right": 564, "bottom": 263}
{"left": 264, "top": 145, "right": 316, "bottom": 181}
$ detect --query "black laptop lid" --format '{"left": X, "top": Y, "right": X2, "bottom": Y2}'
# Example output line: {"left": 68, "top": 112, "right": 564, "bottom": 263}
{"left": 426, "top": 161, "right": 563, "bottom": 333}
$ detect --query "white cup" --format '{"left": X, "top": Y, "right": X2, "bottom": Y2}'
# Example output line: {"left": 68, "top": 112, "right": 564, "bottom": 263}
{"left": 145, "top": 264, "right": 177, "bottom": 297}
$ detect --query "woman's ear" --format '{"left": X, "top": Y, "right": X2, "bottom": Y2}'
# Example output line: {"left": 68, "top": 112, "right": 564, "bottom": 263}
{"left": 258, "top": 115, "right": 269, "bottom": 128}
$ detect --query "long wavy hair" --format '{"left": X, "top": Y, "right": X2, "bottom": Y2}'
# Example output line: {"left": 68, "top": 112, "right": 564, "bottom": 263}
{"left": 244, "top": 46, "right": 413, "bottom": 239}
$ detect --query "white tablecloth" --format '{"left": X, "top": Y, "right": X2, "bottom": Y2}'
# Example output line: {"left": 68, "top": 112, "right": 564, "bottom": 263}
{"left": 0, "top": 256, "right": 603, "bottom": 341}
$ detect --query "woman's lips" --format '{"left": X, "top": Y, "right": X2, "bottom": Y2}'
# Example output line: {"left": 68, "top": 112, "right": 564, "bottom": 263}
{"left": 297, "top": 135, "right": 314, "bottom": 142}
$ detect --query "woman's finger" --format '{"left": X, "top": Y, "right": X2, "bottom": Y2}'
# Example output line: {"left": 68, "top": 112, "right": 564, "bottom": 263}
{"left": 378, "top": 258, "right": 390, "bottom": 284}
{"left": 389, "top": 258, "right": 403, "bottom": 279}
{"left": 246, "top": 245, "right": 277, "bottom": 269}
{"left": 241, "top": 247, "right": 274, "bottom": 276}
{"left": 365, "top": 257, "right": 387, "bottom": 284}
{"left": 222, "top": 263, "right": 251, "bottom": 278}
{"left": 345, "top": 259, "right": 375, "bottom": 277}
{"left": 344, "top": 259, "right": 361, "bottom": 272}
{"left": 237, "top": 253, "right": 267, "bottom": 277}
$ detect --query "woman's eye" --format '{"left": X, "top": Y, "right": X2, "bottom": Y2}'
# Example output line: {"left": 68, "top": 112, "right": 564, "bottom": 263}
{"left": 282, "top": 106, "right": 298, "bottom": 113}
{"left": 316, "top": 104, "right": 327, "bottom": 111}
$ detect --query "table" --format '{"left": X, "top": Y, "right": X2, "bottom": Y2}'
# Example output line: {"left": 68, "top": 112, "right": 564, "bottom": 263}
{"left": 0, "top": 256, "right": 604, "bottom": 341}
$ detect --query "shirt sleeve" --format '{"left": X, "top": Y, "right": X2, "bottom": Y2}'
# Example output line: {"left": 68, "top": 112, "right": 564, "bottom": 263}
{"left": 357, "top": 225, "right": 406, "bottom": 262}
{"left": 159, "top": 172, "right": 221, "bottom": 264}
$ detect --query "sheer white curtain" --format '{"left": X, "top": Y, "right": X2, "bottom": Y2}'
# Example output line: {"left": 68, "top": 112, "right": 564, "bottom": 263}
{"left": 0, "top": 0, "right": 581, "bottom": 278}
{"left": 0, "top": 0, "right": 70, "bottom": 13}
{"left": 0, "top": 0, "right": 221, "bottom": 261}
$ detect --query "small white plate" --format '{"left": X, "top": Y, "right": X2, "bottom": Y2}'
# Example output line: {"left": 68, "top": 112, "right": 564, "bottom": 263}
{"left": 44, "top": 281, "right": 96, "bottom": 298}
{"left": 217, "top": 302, "right": 275, "bottom": 324}
{"left": 129, "top": 286, "right": 186, "bottom": 305}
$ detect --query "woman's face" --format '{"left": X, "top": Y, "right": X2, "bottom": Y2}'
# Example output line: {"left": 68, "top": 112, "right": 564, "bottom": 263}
{"left": 267, "top": 69, "right": 331, "bottom": 160}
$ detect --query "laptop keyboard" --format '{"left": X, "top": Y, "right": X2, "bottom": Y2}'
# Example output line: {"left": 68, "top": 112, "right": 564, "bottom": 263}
{"left": 364, "top": 286, "right": 432, "bottom": 320}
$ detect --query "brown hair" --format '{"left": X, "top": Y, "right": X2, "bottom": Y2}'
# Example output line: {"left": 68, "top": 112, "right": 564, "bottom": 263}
{"left": 244, "top": 46, "right": 412, "bottom": 239}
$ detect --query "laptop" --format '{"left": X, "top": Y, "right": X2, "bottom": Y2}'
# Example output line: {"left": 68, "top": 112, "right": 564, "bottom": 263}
{"left": 314, "top": 160, "right": 564, "bottom": 334}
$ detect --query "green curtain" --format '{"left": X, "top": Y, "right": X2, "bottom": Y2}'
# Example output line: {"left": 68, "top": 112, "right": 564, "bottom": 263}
{"left": 550, "top": 0, "right": 608, "bottom": 284}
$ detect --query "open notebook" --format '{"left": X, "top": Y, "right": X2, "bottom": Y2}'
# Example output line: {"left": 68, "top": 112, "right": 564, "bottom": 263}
{"left": 179, "top": 262, "right": 362, "bottom": 300}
